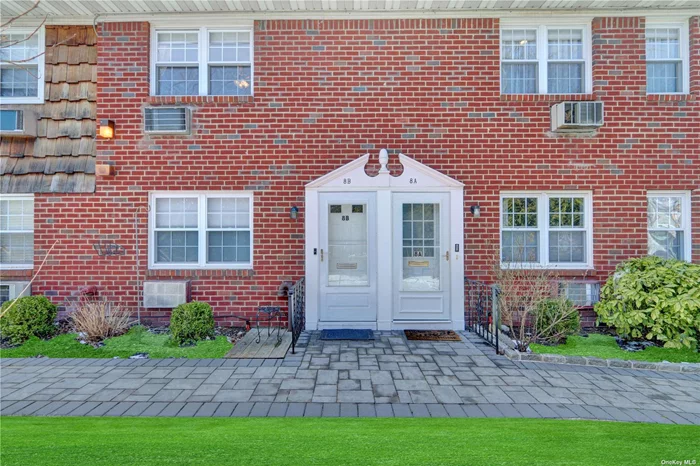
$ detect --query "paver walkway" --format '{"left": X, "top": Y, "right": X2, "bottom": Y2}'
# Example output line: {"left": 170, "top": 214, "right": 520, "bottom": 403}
{"left": 2, "top": 331, "right": 699, "bottom": 424}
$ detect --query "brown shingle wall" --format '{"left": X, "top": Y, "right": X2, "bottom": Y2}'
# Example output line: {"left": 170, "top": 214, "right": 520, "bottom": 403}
{"left": 0, "top": 26, "right": 96, "bottom": 193}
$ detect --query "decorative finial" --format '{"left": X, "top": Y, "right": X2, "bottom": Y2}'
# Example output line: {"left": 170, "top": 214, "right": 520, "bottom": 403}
{"left": 378, "top": 149, "right": 389, "bottom": 174}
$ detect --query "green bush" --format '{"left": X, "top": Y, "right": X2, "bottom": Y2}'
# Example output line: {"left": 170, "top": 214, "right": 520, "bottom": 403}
{"left": 0, "top": 296, "right": 58, "bottom": 346}
{"left": 170, "top": 301, "right": 215, "bottom": 345}
{"left": 535, "top": 297, "right": 581, "bottom": 344}
{"left": 594, "top": 256, "right": 700, "bottom": 349}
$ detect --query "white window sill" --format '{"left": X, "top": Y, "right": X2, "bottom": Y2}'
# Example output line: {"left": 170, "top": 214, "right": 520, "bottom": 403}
{"left": 500, "top": 263, "right": 594, "bottom": 271}
{"left": 149, "top": 264, "right": 253, "bottom": 271}
{"left": 0, "top": 264, "right": 33, "bottom": 270}
{"left": 0, "top": 97, "right": 43, "bottom": 105}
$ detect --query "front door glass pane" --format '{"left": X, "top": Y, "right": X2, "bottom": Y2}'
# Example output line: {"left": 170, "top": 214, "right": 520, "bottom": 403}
{"left": 328, "top": 204, "right": 368, "bottom": 287}
{"left": 402, "top": 203, "right": 440, "bottom": 291}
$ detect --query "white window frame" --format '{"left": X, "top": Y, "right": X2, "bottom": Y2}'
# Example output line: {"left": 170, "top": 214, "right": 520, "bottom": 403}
{"left": 645, "top": 21, "right": 690, "bottom": 95}
{"left": 148, "top": 191, "right": 254, "bottom": 270}
{"left": 500, "top": 19, "right": 593, "bottom": 95}
{"left": 0, "top": 194, "right": 34, "bottom": 270}
{"left": 150, "top": 26, "right": 254, "bottom": 97}
{"left": 0, "top": 27, "right": 45, "bottom": 104}
{"left": 500, "top": 191, "right": 594, "bottom": 269}
{"left": 646, "top": 191, "right": 692, "bottom": 261}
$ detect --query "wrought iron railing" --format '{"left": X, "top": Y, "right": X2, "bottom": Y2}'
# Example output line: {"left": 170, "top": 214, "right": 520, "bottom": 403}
{"left": 288, "top": 277, "right": 305, "bottom": 354}
{"left": 465, "top": 278, "right": 500, "bottom": 353}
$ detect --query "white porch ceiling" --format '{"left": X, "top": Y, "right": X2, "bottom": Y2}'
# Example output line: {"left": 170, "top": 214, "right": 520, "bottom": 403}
{"left": 1, "top": 0, "right": 699, "bottom": 22}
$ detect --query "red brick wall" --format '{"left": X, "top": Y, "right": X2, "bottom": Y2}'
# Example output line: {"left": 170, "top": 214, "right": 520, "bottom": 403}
{"left": 17, "top": 17, "right": 700, "bottom": 326}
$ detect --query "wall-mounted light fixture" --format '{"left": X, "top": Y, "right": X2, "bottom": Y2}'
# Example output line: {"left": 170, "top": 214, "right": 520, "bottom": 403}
{"left": 99, "top": 119, "right": 115, "bottom": 139}
{"left": 290, "top": 206, "right": 299, "bottom": 220}
{"left": 470, "top": 205, "right": 481, "bottom": 218}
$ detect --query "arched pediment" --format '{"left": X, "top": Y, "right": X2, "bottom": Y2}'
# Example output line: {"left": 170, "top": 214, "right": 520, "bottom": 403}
{"left": 306, "top": 150, "right": 463, "bottom": 190}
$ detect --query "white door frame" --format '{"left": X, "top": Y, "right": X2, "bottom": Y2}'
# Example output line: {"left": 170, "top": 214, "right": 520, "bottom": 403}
{"left": 305, "top": 151, "right": 464, "bottom": 330}
{"left": 318, "top": 192, "right": 378, "bottom": 328}
{"left": 392, "top": 192, "right": 451, "bottom": 325}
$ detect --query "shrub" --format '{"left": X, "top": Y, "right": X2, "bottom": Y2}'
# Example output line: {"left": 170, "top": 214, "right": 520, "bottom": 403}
{"left": 0, "top": 296, "right": 58, "bottom": 345}
{"left": 594, "top": 256, "right": 700, "bottom": 349}
{"left": 170, "top": 301, "right": 215, "bottom": 345}
{"left": 535, "top": 297, "right": 581, "bottom": 344}
{"left": 70, "top": 299, "right": 133, "bottom": 344}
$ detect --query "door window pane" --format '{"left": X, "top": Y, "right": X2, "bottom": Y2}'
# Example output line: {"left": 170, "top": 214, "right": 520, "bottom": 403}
{"left": 401, "top": 203, "right": 440, "bottom": 291}
{"left": 328, "top": 203, "right": 368, "bottom": 287}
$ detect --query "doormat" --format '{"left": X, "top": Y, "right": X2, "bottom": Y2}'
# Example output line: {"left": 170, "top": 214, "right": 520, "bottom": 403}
{"left": 320, "top": 329, "right": 374, "bottom": 340}
{"left": 404, "top": 330, "right": 462, "bottom": 341}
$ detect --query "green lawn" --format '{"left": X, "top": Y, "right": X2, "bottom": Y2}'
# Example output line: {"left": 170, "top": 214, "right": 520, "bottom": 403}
{"left": 1, "top": 417, "right": 698, "bottom": 466}
{"left": 0, "top": 326, "right": 232, "bottom": 359}
{"left": 530, "top": 334, "right": 700, "bottom": 363}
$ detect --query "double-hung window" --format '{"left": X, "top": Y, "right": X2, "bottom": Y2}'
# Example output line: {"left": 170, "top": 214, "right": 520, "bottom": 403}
{"left": 647, "top": 192, "right": 691, "bottom": 261}
{"left": 152, "top": 27, "right": 253, "bottom": 96}
{"left": 646, "top": 23, "right": 689, "bottom": 94}
{"left": 500, "top": 23, "right": 591, "bottom": 95}
{"left": 150, "top": 192, "right": 253, "bottom": 269}
{"left": 501, "top": 192, "right": 593, "bottom": 268}
{"left": 0, "top": 27, "right": 45, "bottom": 104}
{"left": 0, "top": 195, "right": 34, "bottom": 269}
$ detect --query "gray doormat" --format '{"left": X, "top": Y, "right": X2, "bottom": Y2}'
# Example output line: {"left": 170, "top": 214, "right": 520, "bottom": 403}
{"left": 320, "top": 329, "right": 374, "bottom": 340}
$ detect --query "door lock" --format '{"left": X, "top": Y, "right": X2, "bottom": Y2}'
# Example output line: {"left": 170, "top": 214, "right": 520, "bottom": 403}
{"left": 444, "top": 250, "right": 450, "bottom": 261}
{"left": 320, "top": 249, "right": 324, "bottom": 262}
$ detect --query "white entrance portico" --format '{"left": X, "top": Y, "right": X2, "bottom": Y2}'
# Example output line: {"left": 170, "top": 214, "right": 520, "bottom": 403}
{"left": 305, "top": 150, "right": 464, "bottom": 331}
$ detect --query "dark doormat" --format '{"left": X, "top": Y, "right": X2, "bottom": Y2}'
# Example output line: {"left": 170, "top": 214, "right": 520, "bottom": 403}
{"left": 404, "top": 330, "right": 462, "bottom": 341}
{"left": 320, "top": 329, "right": 374, "bottom": 340}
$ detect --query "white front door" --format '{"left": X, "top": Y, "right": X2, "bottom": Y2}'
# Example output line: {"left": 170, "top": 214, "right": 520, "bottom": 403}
{"left": 392, "top": 193, "right": 451, "bottom": 322}
{"left": 319, "top": 192, "right": 377, "bottom": 325}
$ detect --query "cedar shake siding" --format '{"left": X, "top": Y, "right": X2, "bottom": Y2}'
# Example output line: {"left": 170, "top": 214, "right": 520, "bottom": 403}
{"left": 1, "top": 17, "right": 698, "bottom": 326}
{"left": 0, "top": 26, "right": 97, "bottom": 194}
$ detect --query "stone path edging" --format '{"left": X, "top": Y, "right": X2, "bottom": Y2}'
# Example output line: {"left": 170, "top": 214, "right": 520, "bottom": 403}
{"left": 502, "top": 347, "right": 700, "bottom": 373}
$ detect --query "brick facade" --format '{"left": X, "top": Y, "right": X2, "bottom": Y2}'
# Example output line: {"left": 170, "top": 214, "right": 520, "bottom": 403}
{"left": 6, "top": 17, "right": 699, "bottom": 327}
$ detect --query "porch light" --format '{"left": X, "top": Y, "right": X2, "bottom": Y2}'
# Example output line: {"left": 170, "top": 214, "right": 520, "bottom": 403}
{"left": 99, "top": 119, "right": 115, "bottom": 139}
{"left": 290, "top": 206, "right": 299, "bottom": 220}
{"left": 470, "top": 205, "right": 481, "bottom": 217}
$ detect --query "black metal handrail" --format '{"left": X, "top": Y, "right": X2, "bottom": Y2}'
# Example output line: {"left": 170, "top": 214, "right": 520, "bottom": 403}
{"left": 465, "top": 278, "right": 500, "bottom": 353}
{"left": 288, "top": 277, "right": 305, "bottom": 354}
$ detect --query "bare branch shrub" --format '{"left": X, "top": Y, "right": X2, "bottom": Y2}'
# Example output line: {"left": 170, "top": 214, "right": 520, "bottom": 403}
{"left": 492, "top": 244, "right": 582, "bottom": 351}
{"left": 70, "top": 298, "right": 134, "bottom": 344}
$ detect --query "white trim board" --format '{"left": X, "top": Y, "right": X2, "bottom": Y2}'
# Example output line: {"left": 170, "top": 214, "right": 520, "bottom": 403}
{"left": 305, "top": 151, "right": 465, "bottom": 331}
{"left": 8, "top": 11, "right": 699, "bottom": 26}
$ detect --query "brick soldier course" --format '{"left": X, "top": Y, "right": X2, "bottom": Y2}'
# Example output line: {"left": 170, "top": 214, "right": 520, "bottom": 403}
{"left": 2, "top": 332, "right": 699, "bottom": 423}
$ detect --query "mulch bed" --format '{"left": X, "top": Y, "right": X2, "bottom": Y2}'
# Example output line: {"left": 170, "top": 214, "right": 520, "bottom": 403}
{"left": 404, "top": 330, "right": 462, "bottom": 341}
